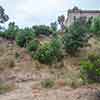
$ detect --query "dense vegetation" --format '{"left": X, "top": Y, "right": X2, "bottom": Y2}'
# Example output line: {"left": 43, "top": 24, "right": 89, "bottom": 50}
{"left": 32, "top": 25, "right": 53, "bottom": 36}
{"left": 34, "top": 35, "right": 62, "bottom": 64}
{"left": 63, "top": 17, "right": 90, "bottom": 55}
{"left": 80, "top": 52, "right": 100, "bottom": 82}
{"left": 90, "top": 16, "right": 100, "bottom": 37}
{"left": 0, "top": 6, "right": 9, "bottom": 23}
{"left": 26, "top": 39, "right": 39, "bottom": 53}
{"left": 16, "top": 28, "right": 36, "bottom": 47}
{"left": 3, "top": 22, "right": 19, "bottom": 40}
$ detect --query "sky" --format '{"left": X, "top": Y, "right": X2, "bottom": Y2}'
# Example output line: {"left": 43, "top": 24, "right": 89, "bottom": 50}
{"left": 0, "top": 0, "right": 100, "bottom": 27}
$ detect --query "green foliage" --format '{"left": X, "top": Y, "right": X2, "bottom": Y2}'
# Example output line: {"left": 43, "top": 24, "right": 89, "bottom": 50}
{"left": 0, "top": 31, "right": 5, "bottom": 37}
{"left": 34, "top": 43, "right": 55, "bottom": 64}
{"left": 0, "top": 6, "right": 9, "bottom": 23}
{"left": 88, "top": 52, "right": 100, "bottom": 68}
{"left": 41, "top": 79, "right": 54, "bottom": 88}
{"left": 80, "top": 53, "right": 100, "bottom": 82}
{"left": 16, "top": 28, "right": 36, "bottom": 47}
{"left": 0, "top": 22, "right": 19, "bottom": 40}
{"left": 26, "top": 40, "right": 39, "bottom": 53}
{"left": 90, "top": 16, "right": 100, "bottom": 36}
{"left": 4, "top": 22, "right": 19, "bottom": 40}
{"left": 50, "top": 35, "right": 62, "bottom": 60}
{"left": 63, "top": 17, "right": 89, "bottom": 55}
{"left": 15, "top": 52, "right": 20, "bottom": 59}
{"left": 32, "top": 25, "right": 53, "bottom": 36}
{"left": 87, "top": 17, "right": 93, "bottom": 32}
{"left": 34, "top": 35, "right": 62, "bottom": 64}
{"left": 71, "top": 17, "right": 90, "bottom": 33}
{"left": 50, "top": 22, "right": 58, "bottom": 32}
{"left": 0, "top": 83, "right": 12, "bottom": 94}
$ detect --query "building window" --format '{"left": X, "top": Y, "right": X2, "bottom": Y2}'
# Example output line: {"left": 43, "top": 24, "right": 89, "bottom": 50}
{"left": 74, "top": 16, "right": 76, "bottom": 21}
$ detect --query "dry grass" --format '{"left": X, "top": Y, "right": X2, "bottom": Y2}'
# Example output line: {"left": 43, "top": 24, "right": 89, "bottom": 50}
{"left": 0, "top": 83, "right": 15, "bottom": 94}
{"left": 0, "top": 42, "right": 16, "bottom": 70}
{"left": 0, "top": 56, "right": 15, "bottom": 70}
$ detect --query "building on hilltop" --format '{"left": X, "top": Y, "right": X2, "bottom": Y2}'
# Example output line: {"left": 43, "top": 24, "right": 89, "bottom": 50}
{"left": 65, "top": 6, "right": 100, "bottom": 27}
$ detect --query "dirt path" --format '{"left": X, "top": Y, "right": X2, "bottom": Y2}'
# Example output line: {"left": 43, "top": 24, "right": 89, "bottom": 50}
{"left": 0, "top": 69, "right": 100, "bottom": 100}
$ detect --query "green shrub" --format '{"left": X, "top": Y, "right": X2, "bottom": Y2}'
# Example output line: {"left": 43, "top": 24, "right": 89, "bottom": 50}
{"left": 90, "top": 16, "right": 100, "bottom": 37}
{"left": 0, "top": 32, "right": 5, "bottom": 37}
{"left": 87, "top": 17, "right": 94, "bottom": 30}
{"left": 50, "top": 22, "right": 58, "bottom": 32}
{"left": 34, "top": 43, "right": 55, "bottom": 64}
{"left": 41, "top": 79, "right": 54, "bottom": 88}
{"left": 80, "top": 53, "right": 100, "bottom": 82}
{"left": 0, "top": 83, "right": 14, "bottom": 94}
{"left": 15, "top": 52, "right": 20, "bottom": 62}
{"left": 4, "top": 22, "right": 19, "bottom": 40}
{"left": 32, "top": 25, "right": 53, "bottom": 36}
{"left": 16, "top": 28, "right": 36, "bottom": 47}
{"left": 26, "top": 39, "right": 39, "bottom": 53}
{"left": 34, "top": 36, "right": 62, "bottom": 64}
{"left": 87, "top": 52, "right": 100, "bottom": 68}
{"left": 63, "top": 17, "right": 89, "bottom": 55}
{"left": 15, "top": 52, "right": 20, "bottom": 59}
{"left": 88, "top": 52, "right": 100, "bottom": 63}
{"left": 50, "top": 35, "right": 63, "bottom": 60}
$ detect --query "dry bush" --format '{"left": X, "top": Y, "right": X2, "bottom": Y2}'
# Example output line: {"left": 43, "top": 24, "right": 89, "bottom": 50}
{"left": 59, "top": 68, "right": 84, "bottom": 88}
{"left": 0, "top": 56, "right": 15, "bottom": 70}
{"left": 41, "top": 79, "right": 55, "bottom": 88}
{"left": 0, "top": 83, "right": 15, "bottom": 94}
{"left": 0, "top": 45, "right": 6, "bottom": 56}
{"left": 56, "top": 79, "right": 66, "bottom": 87}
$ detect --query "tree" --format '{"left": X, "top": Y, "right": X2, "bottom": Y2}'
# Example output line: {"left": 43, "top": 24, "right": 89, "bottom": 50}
{"left": 90, "top": 16, "right": 100, "bottom": 37}
{"left": 0, "top": 6, "right": 9, "bottom": 23}
{"left": 16, "top": 28, "right": 35, "bottom": 47}
{"left": 80, "top": 53, "right": 100, "bottom": 82}
{"left": 32, "top": 25, "right": 53, "bottom": 36}
{"left": 4, "top": 22, "right": 19, "bottom": 39}
{"left": 26, "top": 39, "right": 39, "bottom": 53}
{"left": 50, "top": 22, "right": 57, "bottom": 32}
{"left": 87, "top": 17, "right": 93, "bottom": 31}
{"left": 0, "top": 6, "right": 9, "bottom": 37}
{"left": 71, "top": 17, "right": 89, "bottom": 34}
{"left": 34, "top": 35, "right": 62, "bottom": 64}
{"left": 58, "top": 15, "right": 65, "bottom": 32}
{"left": 63, "top": 17, "right": 89, "bottom": 55}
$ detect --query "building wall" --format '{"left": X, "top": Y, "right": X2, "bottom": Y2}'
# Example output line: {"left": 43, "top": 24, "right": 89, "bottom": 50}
{"left": 65, "top": 8, "right": 100, "bottom": 27}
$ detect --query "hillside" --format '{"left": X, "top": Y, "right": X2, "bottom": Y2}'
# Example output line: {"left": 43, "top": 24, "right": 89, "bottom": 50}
{"left": 0, "top": 37, "right": 100, "bottom": 100}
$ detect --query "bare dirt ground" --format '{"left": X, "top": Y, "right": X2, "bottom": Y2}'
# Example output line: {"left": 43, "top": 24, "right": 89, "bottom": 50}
{"left": 0, "top": 62, "right": 100, "bottom": 100}
{"left": 0, "top": 80, "right": 100, "bottom": 100}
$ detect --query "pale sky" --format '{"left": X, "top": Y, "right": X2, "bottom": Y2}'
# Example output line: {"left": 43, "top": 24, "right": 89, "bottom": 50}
{"left": 0, "top": 0, "right": 100, "bottom": 27}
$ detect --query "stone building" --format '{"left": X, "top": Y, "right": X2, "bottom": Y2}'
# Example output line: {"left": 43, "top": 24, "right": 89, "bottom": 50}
{"left": 65, "top": 6, "right": 100, "bottom": 27}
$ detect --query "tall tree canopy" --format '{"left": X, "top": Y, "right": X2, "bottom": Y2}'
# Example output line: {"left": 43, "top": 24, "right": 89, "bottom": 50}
{"left": 50, "top": 21, "right": 58, "bottom": 32}
{"left": 58, "top": 15, "right": 65, "bottom": 32}
{"left": 0, "top": 6, "right": 9, "bottom": 23}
